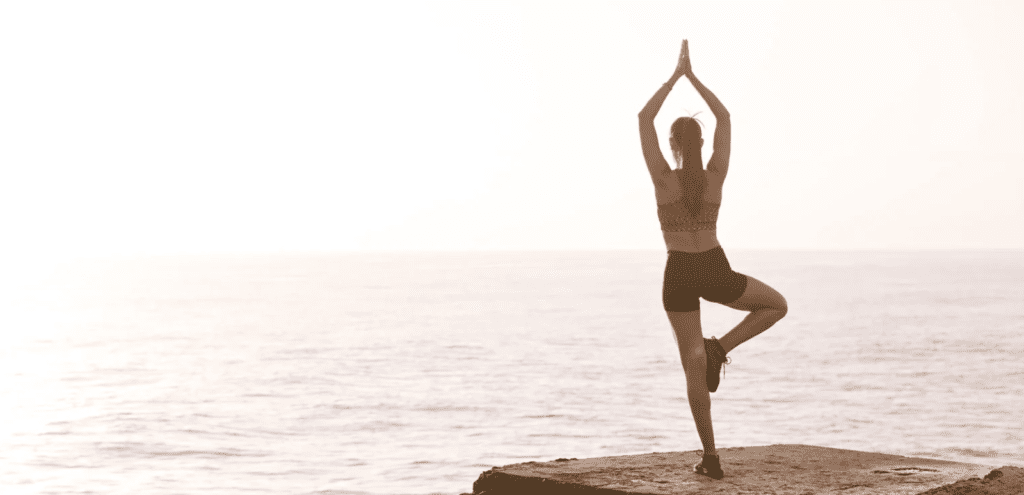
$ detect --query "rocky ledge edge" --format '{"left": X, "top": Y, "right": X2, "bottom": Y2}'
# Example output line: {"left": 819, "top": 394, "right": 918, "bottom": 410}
{"left": 461, "top": 444, "right": 1022, "bottom": 495}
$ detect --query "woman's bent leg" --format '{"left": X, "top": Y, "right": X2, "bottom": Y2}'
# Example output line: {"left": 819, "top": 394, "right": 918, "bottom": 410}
{"left": 719, "top": 276, "right": 788, "bottom": 353}
{"left": 666, "top": 309, "right": 716, "bottom": 456}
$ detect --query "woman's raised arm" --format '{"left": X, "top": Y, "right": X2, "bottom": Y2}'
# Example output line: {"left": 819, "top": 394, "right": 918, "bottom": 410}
{"left": 687, "top": 73, "right": 729, "bottom": 121}
{"left": 638, "top": 41, "right": 689, "bottom": 183}
{"left": 638, "top": 75, "right": 681, "bottom": 121}
{"left": 686, "top": 66, "right": 731, "bottom": 176}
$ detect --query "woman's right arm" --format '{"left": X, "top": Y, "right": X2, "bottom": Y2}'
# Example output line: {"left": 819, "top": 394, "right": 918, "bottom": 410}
{"left": 686, "top": 72, "right": 731, "bottom": 177}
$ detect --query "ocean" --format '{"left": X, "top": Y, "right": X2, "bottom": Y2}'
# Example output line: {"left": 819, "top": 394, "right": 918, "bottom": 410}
{"left": 1, "top": 250, "right": 1021, "bottom": 495}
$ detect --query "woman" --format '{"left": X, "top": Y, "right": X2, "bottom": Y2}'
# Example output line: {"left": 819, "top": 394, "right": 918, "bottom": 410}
{"left": 637, "top": 40, "right": 788, "bottom": 480}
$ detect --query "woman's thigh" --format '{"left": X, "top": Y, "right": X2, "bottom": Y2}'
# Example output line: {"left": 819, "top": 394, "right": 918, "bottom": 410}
{"left": 723, "top": 276, "right": 787, "bottom": 312}
{"left": 666, "top": 309, "right": 703, "bottom": 353}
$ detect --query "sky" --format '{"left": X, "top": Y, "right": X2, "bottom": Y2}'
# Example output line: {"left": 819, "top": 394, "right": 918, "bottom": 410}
{"left": 1, "top": 0, "right": 1022, "bottom": 258}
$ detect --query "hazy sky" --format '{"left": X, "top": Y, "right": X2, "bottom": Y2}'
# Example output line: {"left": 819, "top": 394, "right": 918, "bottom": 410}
{"left": 2, "top": 1, "right": 1022, "bottom": 258}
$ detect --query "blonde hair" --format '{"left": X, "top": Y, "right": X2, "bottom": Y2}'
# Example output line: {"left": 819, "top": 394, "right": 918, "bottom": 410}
{"left": 670, "top": 116, "right": 707, "bottom": 217}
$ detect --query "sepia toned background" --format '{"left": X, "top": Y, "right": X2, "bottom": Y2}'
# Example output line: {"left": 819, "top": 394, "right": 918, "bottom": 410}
{"left": 2, "top": 0, "right": 1022, "bottom": 262}
{"left": 1, "top": 2, "right": 1022, "bottom": 495}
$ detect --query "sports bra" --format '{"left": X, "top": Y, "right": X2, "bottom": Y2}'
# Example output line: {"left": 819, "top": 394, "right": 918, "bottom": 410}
{"left": 658, "top": 199, "right": 720, "bottom": 232}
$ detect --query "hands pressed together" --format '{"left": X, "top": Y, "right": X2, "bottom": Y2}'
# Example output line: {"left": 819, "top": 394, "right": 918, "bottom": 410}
{"left": 674, "top": 39, "right": 694, "bottom": 80}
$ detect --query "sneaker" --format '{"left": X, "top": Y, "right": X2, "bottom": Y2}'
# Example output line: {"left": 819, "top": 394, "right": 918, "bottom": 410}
{"left": 694, "top": 453, "right": 724, "bottom": 479}
{"left": 704, "top": 337, "right": 730, "bottom": 393}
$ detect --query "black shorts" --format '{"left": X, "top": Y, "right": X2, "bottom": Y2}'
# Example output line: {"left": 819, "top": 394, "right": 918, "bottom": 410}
{"left": 662, "top": 246, "right": 749, "bottom": 312}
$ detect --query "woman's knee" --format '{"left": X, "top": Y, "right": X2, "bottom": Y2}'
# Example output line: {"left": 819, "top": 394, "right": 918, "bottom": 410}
{"left": 775, "top": 295, "right": 788, "bottom": 318}
{"left": 760, "top": 305, "right": 787, "bottom": 323}
{"left": 682, "top": 344, "right": 707, "bottom": 372}
{"left": 750, "top": 295, "right": 786, "bottom": 322}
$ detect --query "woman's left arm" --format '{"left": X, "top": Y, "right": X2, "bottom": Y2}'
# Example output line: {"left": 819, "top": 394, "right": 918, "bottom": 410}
{"left": 638, "top": 75, "right": 681, "bottom": 182}
{"left": 638, "top": 41, "right": 689, "bottom": 185}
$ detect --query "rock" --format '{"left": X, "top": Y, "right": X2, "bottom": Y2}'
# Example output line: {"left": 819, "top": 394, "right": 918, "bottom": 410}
{"left": 468, "top": 444, "right": 1008, "bottom": 495}
{"left": 916, "top": 466, "right": 1024, "bottom": 495}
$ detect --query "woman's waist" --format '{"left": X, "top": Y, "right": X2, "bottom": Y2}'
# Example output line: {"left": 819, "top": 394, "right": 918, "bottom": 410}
{"left": 662, "top": 229, "right": 720, "bottom": 253}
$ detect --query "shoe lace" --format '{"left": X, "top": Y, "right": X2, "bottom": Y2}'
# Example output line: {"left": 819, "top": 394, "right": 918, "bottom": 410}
{"left": 716, "top": 346, "right": 731, "bottom": 375}
{"left": 708, "top": 337, "right": 731, "bottom": 376}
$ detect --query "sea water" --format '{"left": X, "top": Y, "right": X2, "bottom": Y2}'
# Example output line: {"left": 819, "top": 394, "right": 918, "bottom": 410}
{"left": 0, "top": 250, "right": 1021, "bottom": 495}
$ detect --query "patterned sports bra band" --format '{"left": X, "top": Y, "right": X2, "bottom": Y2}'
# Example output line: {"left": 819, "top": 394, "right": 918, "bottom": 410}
{"left": 657, "top": 199, "right": 720, "bottom": 232}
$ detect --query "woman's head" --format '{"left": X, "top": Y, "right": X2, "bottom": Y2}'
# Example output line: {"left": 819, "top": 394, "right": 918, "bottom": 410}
{"left": 669, "top": 116, "right": 704, "bottom": 167}
{"left": 670, "top": 116, "right": 708, "bottom": 217}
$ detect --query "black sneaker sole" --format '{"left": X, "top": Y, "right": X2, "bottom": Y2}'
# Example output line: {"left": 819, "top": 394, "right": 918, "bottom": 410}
{"left": 704, "top": 338, "right": 723, "bottom": 393}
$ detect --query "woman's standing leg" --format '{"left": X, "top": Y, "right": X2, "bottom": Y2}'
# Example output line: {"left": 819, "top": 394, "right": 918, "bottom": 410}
{"left": 666, "top": 309, "right": 716, "bottom": 455}
{"left": 719, "top": 276, "right": 788, "bottom": 353}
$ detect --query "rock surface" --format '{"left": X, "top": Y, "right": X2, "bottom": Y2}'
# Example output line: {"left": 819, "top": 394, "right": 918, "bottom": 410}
{"left": 916, "top": 466, "right": 1024, "bottom": 495}
{"left": 468, "top": 445, "right": 1016, "bottom": 495}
